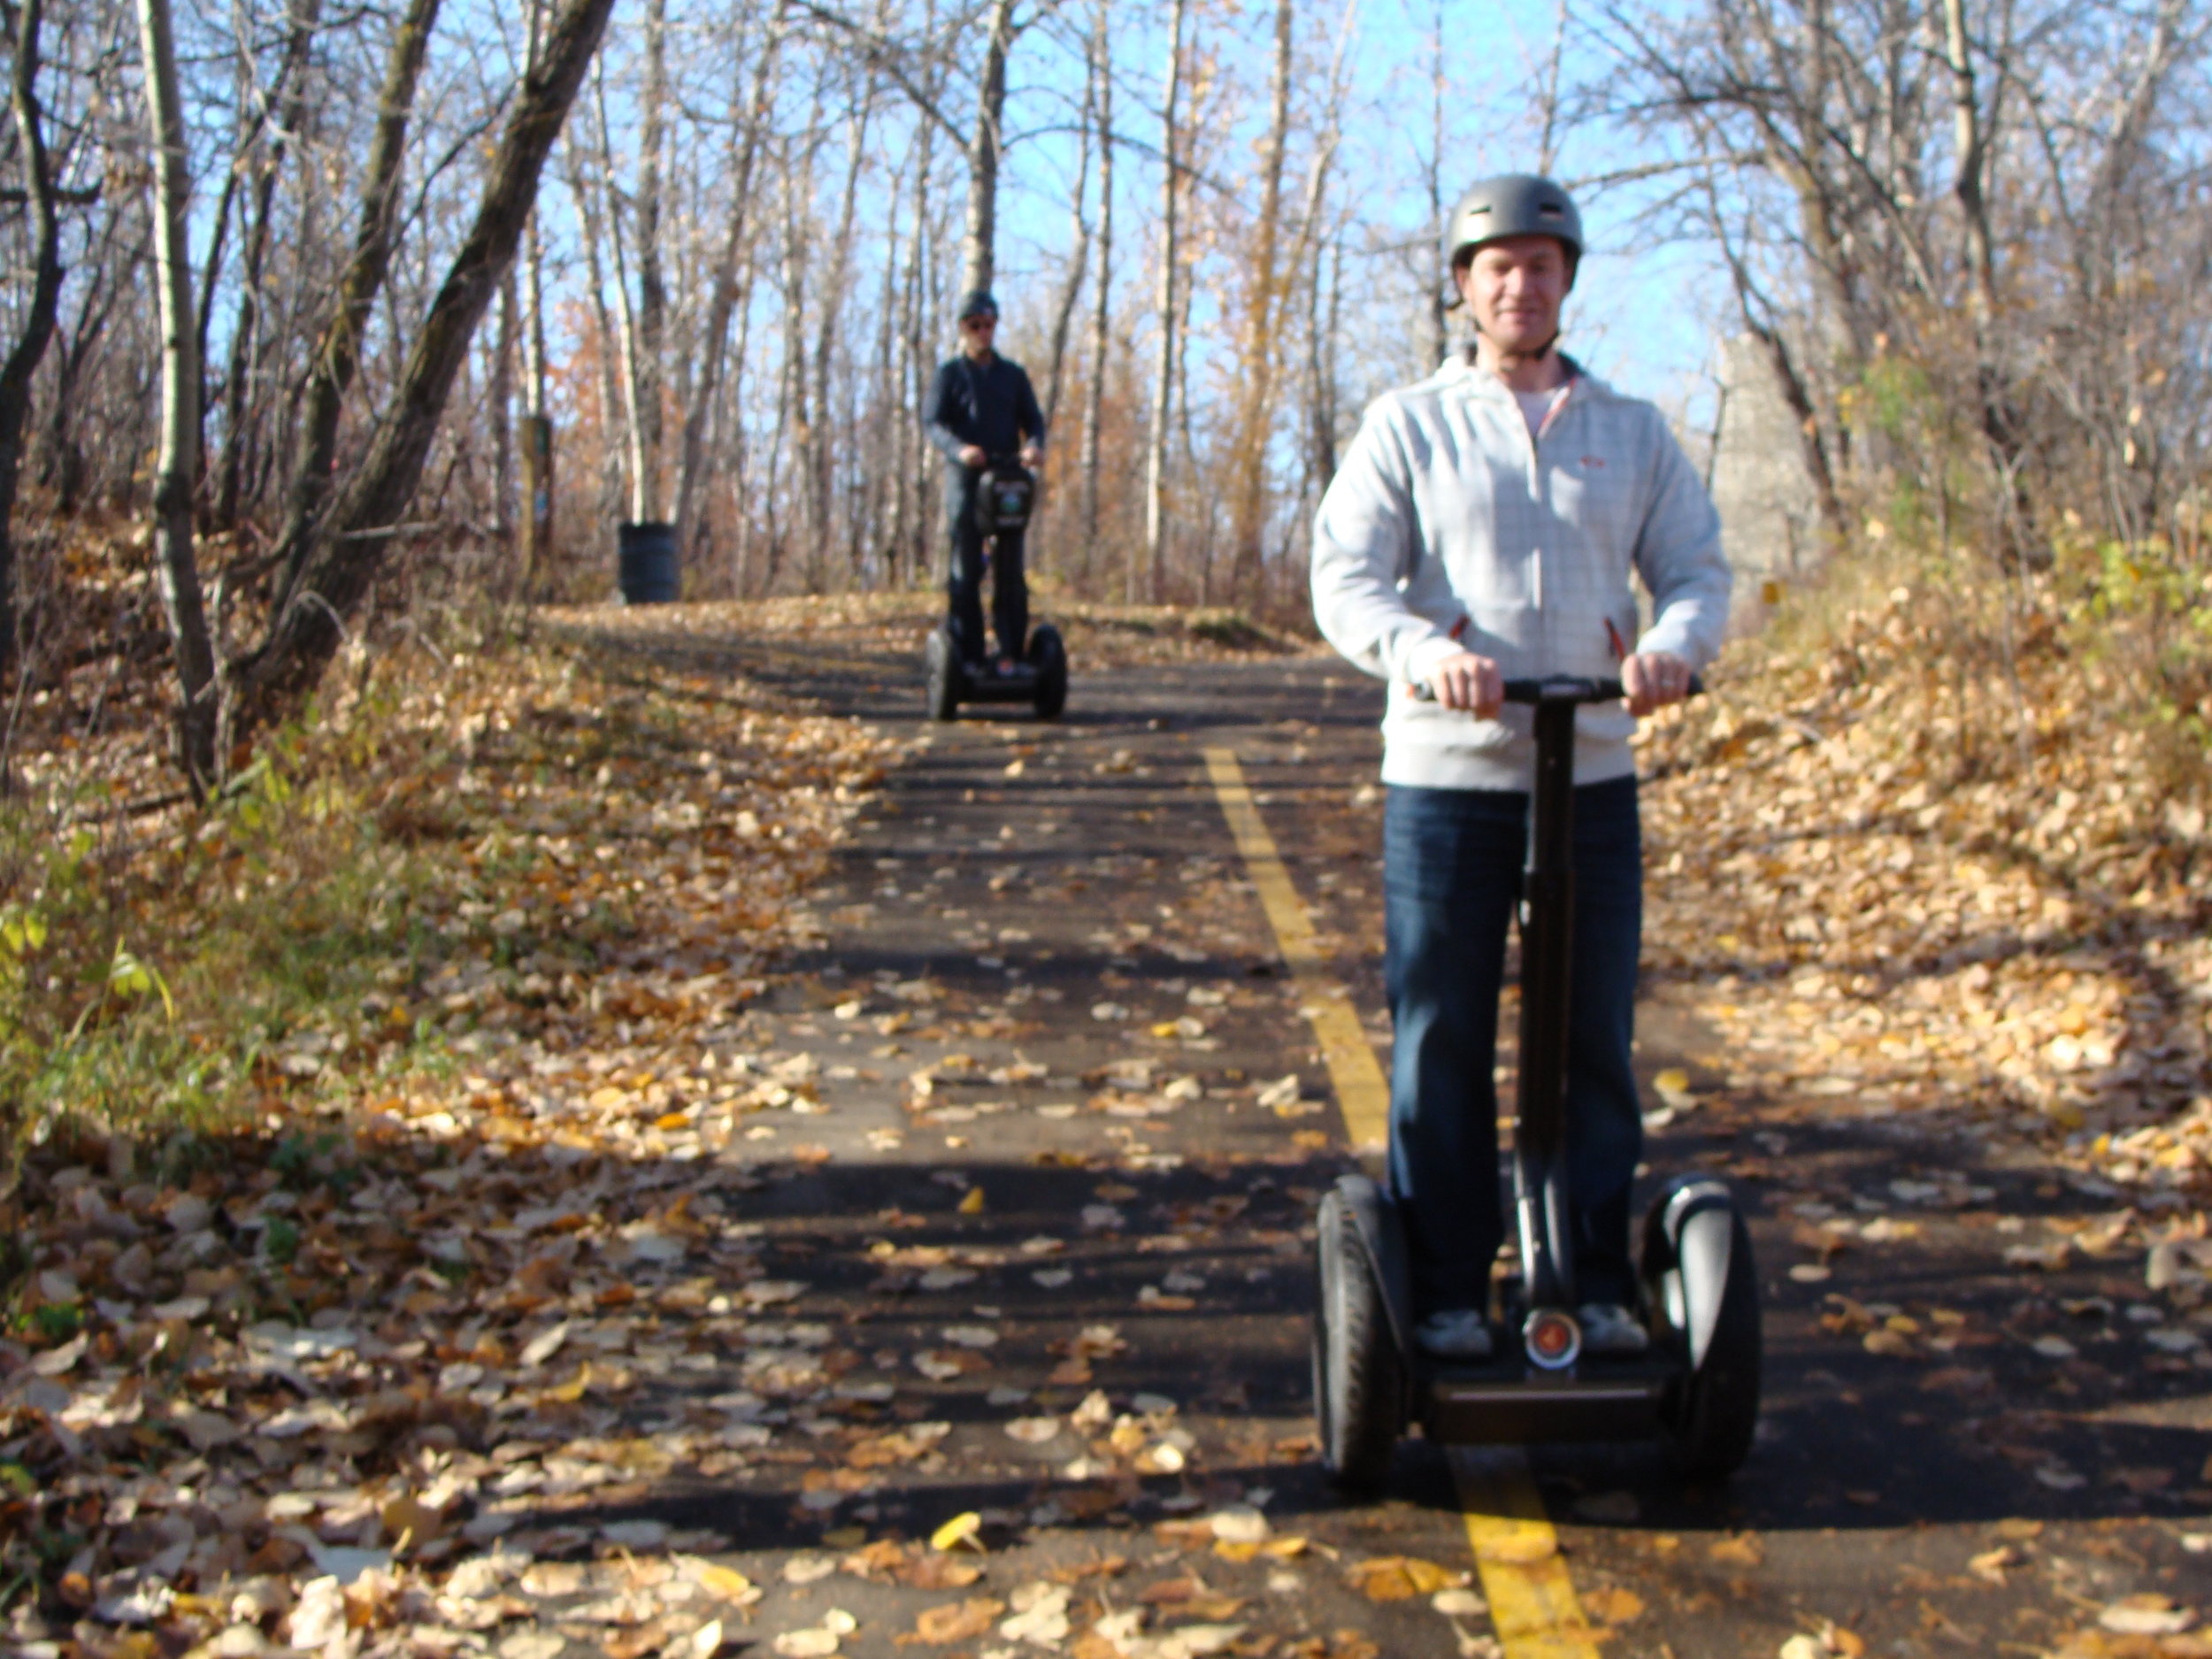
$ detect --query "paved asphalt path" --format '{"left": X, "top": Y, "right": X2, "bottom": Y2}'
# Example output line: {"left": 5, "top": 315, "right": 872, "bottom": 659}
{"left": 594, "top": 628, "right": 2212, "bottom": 1659}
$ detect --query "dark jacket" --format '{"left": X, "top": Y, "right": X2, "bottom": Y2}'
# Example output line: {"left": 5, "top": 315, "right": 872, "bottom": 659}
{"left": 925, "top": 352, "right": 1045, "bottom": 466}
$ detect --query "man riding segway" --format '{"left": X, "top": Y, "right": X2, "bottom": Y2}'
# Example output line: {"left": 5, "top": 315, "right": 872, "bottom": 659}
{"left": 1311, "top": 175, "right": 1733, "bottom": 1368}
{"left": 926, "top": 289, "right": 1047, "bottom": 679}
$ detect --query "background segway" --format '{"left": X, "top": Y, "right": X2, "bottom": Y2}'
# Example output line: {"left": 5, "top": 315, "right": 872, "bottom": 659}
{"left": 1313, "top": 1183, "right": 1402, "bottom": 1493}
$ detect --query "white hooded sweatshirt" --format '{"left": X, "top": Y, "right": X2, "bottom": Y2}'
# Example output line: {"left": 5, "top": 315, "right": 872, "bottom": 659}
{"left": 1310, "top": 350, "right": 1732, "bottom": 792}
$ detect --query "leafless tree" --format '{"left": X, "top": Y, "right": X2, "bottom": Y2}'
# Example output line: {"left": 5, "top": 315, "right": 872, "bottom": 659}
{"left": 135, "top": 0, "right": 218, "bottom": 789}
{"left": 0, "top": 0, "right": 65, "bottom": 677}
{"left": 1141, "top": 0, "right": 1184, "bottom": 604}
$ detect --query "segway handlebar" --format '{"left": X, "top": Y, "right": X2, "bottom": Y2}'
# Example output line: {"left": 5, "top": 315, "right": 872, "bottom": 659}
{"left": 1409, "top": 673, "right": 1703, "bottom": 705}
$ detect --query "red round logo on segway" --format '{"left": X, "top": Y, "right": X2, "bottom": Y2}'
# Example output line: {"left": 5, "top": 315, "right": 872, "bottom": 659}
{"left": 1524, "top": 1310, "right": 1583, "bottom": 1371}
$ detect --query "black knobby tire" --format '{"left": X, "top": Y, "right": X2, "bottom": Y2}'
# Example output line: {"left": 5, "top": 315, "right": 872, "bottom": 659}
{"left": 1667, "top": 1207, "right": 1762, "bottom": 1480}
{"left": 1313, "top": 1191, "right": 1401, "bottom": 1494}
{"left": 1029, "top": 625, "right": 1067, "bottom": 719}
{"left": 926, "top": 627, "right": 962, "bottom": 722}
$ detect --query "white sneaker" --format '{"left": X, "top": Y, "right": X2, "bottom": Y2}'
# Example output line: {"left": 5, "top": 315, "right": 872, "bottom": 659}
{"left": 1578, "top": 1302, "right": 1650, "bottom": 1356}
{"left": 1415, "top": 1310, "right": 1494, "bottom": 1360}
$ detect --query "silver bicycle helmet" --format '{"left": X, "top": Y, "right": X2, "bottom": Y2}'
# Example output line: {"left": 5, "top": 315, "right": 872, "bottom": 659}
{"left": 1445, "top": 174, "right": 1584, "bottom": 273}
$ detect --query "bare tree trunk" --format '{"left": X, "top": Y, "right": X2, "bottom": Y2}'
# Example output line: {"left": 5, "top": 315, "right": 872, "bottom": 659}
{"left": 1536, "top": 0, "right": 1570, "bottom": 172}
{"left": 813, "top": 86, "right": 873, "bottom": 588}
{"left": 1938, "top": 0, "right": 2026, "bottom": 506}
{"left": 1141, "top": 0, "right": 1185, "bottom": 604}
{"left": 192, "top": 81, "right": 252, "bottom": 486}
{"left": 1941, "top": 0, "right": 2000, "bottom": 338}
{"left": 595, "top": 65, "right": 651, "bottom": 523}
{"left": 136, "top": 0, "right": 219, "bottom": 790}
{"left": 870, "top": 191, "right": 902, "bottom": 586}
{"left": 675, "top": 6, "right": 784, "bottom": 558}
{"left": 727, "top": 241, "right": 761, "bottom": 594}
{"left": 1079, "top": 0, "right": 1111, "bottom": 585}
{"left": 900, "top": 123, "right": 931, "bottom": 588}
{"left": 520, "top": 0, "right": 548, "bottom": 419}
{"left": 0, "top": 0, "right": 65, "bottom": 680}
{"left": 1939, "top": 0, "right": 2026, "bottom": 529}
{"left": 1306, "top": 227, "right": 1342, "bottom": 495}
{"left": 562, "top": 135, "right": 628, "bottom": 535}
{"left": 1041, "top": 44, "right": 1094, "bottom": 440}
{"left": 1418, "top": 0, "right": 1446, "bottom": 370}
{"left": 762, "top": 303, "right": 793, "bottom": 592}
{"left": 524, "top": 207, "right": 549, "bottom": 426}
{"left": 241, "top": 0, "right": 617, "bottom": 718}
{"left": 634, "top": 0, "right": 668, "bottom": 518}
{"left": 903, "top": 0, "right": 941, "bottom": 589}
{"left": 517, "top": 0, "right": 553, "bottom": 593}
{"left": 494, "top": 268, "right": 517, "bottom": 549}
{"left": 270, "top": 0, "right": 444, "bottom": 610}
{"left": 1174, "top": 218, "right": 1199, "bottom": 603}
{"left": 961, "top": 0, "right": 1016, "bottom": 297}
{"left": 1750, "top": 317, "right": 1847, "bottom": 543}
{"left": 1226, "top": 0, "right": 1291, "bottom": 603}
{"left": 776, "top": 114, "right": 822, "bottom": 588}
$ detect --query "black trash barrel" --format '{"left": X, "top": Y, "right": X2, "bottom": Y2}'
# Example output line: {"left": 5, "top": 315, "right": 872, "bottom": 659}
{"left": 618, "top": 521, "right": 680, "bottom": 604}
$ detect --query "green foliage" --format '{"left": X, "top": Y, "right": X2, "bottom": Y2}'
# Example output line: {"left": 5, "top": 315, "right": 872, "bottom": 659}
{"left": 29, "top": 1528, "right": 83, "bottom": 1568}
{"left": 0, "top": 693, "right": 447, "bottom": 1166}
{"left": 1856, "top": 354, "right": 1938, "bottom": 442}
{"left": 27, "top": 1302, "right": 81, "bottom": 1342}
{"left": 261, "top": 1216, "right": 301, "bottom": 1265}
{"left": 270, "top": 1130, "right": 357, "bottom": 1196}
{"left": 2051, "top": 526, "right": 2212, "bottom": 778}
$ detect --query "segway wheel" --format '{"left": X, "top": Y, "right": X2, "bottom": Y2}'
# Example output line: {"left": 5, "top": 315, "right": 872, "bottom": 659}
{"left": 1664, "top": 1205, "right": 1762, "bottom": 1480}
{"left": 1028, "top": 625, "right": 1067, "bottom": 719}
{"left": 925, "top": 627, "right": 962, "bottom": 722}
{"left": 1312, "top": 1188, "right": 1401, "bottom": 1494}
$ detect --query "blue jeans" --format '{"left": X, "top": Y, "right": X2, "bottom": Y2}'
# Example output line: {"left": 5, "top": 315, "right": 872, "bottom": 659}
{"left": 1382, "top": 775, "right": 1644, "bottom": 1314}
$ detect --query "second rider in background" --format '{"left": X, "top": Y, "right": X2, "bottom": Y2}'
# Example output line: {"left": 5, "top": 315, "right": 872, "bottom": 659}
{"left": 1310, "top": 175, "right": 1733, "bottom": 1363}
{"left": 925, "top": 289, "right": 1047, "bottom": 675}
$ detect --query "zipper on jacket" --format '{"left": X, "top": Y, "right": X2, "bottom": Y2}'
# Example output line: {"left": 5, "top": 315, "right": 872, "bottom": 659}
{"left": 1525, "top": 378, "right": 1575, "bottom": 669}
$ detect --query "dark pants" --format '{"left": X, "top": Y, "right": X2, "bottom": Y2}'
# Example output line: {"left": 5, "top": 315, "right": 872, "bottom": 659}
{"left": 1382, "top": 775, "right": 1644, "bottom": 1314}
{"left": 945, "top": 465, "right": 1027, "bottom": 663}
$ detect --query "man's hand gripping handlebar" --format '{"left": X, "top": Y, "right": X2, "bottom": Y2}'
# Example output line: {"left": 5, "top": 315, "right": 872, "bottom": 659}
{"left": 1407, "top": 655, "right": 1699, "bottom": 717}
{"left": 1409, "top": 669, "right": 1704, "bottom": 709}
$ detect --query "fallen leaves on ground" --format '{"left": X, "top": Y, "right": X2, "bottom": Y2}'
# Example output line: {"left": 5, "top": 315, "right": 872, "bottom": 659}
{"left": 1639, "top": 581, "right": 2212, "bottom": 1206}
{"left": 907, "top": 1595, "right": 1004, "bottom": 1643}
{"left": 0, "top": 611, "right": 898, "bottom": 1653}
{"left": 1345, "top": 1555, "right": 1465, "bottom": 1601}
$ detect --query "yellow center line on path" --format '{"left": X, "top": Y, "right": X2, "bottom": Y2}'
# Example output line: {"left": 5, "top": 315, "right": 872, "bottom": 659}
{"left": 1202, "top": 745, "right": 1601, "bottom": 1659}
{"left": 1200, "top": 749, "right": 1389, "bottom": 1153}
{"left": 1453, "top": 1449, "right": 1605, "bottom": 1659}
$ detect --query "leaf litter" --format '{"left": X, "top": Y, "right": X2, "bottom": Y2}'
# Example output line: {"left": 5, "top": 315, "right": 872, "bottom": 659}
{"left": 1, "top": 619, "right": 895, "bottom": 1654}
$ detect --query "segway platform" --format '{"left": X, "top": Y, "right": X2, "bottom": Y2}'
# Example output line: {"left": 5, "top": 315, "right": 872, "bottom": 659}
{"left": 1312, "top": 675, "right": 1761, "bottom": 1493}
{"left": 926, "top": 624, "right": 1067, "bottom": 720}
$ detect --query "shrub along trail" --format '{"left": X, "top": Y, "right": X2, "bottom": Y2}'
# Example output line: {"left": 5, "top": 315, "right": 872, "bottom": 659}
{"left": 4, "top": 597, "right": 2209, "bottom": 1659}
